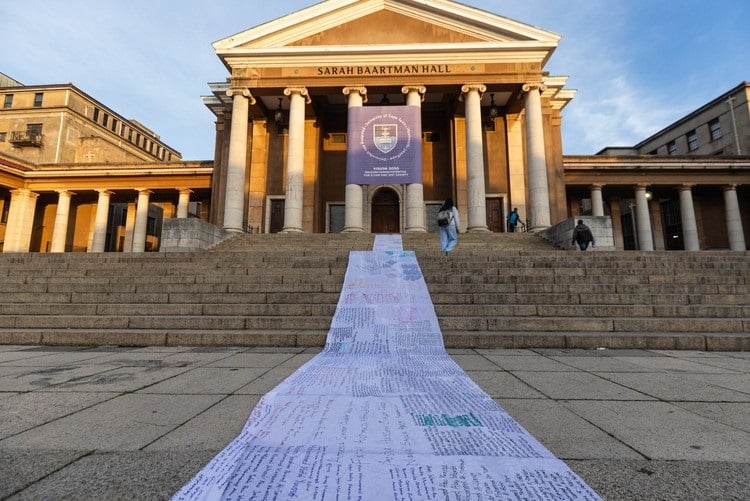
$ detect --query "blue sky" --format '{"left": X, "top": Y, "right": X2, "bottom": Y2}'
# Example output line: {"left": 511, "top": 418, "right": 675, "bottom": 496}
{"left": 1, "top": 0, "right": 747, "bottom": 159}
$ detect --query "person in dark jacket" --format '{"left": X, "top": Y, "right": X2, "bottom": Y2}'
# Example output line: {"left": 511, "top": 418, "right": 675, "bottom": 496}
{"left": 572, "top": 220, "right": 595, "bottom": 251}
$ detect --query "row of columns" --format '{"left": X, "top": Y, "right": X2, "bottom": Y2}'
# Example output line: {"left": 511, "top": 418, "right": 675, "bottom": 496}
{"left": 222, "top": 82, "right": 551, "bottom": 234}
{"left": 3, "top": 187, "right": 193, "bottom": 253}
{"left": 589, "top": 184, "right": 746, "bottom": 251}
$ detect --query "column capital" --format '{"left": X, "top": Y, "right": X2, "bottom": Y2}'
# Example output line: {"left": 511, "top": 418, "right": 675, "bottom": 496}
{"left": 56, "top": 189, "right": 76, "bottom": 196}
{"left": 226, "top": 87, "right": 256, "bottom": 105}
{"left": 342, "top": 86, "right": 367, "bottom": 99}
{"left": 635, "top": 183, "right": 650, "bottom": 191}
{"left": 723, "top": 184, "right": 738, "bottom": 192}
{"left": 590, "top": 183, "right": 604, "bottom": 190}
{"left": 96, "top": 189, "right": 113, "bottom": 196}
{"left": 401, "top": 85, "right": 426, "bottom": 100}
{"left": 284, "top": 87, "right": 312, "bottom": 104}
{"left": 135, "top": 188, "right": 153, "bottom": 196}
{"left": 522, "top": 82, "right": 547, "bottom": 93}
{"left": 177, "top": 188, "right": 193, "bottom": 195}
{"left": 679, "top": 184, "right": 694, "bottom": 191}
{"left": 460, "top": 83, "right": 486, "bottom": 96}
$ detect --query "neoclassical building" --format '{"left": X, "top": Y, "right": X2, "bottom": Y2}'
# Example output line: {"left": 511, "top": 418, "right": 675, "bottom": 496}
{"left": 0, "top": 0, "right": 747, "bottom": 252}
{"left": 203, "top": 0, "right": 574, "bottom": 236}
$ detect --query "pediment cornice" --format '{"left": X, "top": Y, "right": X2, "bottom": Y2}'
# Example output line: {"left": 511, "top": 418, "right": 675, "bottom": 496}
{"left": 214, "top": 0, "right": 560, "bottom": 59}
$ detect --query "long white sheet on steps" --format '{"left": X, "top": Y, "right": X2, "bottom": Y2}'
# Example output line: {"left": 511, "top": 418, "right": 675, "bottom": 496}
{"left": 173, "top": 234, "right": 601, "bottom": 500}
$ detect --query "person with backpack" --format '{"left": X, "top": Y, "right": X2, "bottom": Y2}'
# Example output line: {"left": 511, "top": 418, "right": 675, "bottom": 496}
{"left": 436, "top": 198, "right": 460, "bottom": 252}
{"left": 507, "top": 208, "right": 521, "bottom": 232}
{"left": 572, "top": 219, "right": 595, "bottom": 251}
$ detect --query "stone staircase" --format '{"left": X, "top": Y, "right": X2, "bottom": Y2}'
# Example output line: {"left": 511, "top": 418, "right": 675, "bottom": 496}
{"left": 0, "top": 232, "right": 747, "bottom": 350}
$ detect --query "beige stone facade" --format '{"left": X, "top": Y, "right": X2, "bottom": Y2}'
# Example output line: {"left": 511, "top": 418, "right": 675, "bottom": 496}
{"left": 203, "top": 0, "right": 574, "bottom": 235}
{"left": 0, "top": 84, "right": 211, "bottom": 252}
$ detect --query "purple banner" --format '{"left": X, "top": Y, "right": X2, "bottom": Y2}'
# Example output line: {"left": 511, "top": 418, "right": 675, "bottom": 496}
{"left": 346, "top": 105, "right": 422, "bottom": 185}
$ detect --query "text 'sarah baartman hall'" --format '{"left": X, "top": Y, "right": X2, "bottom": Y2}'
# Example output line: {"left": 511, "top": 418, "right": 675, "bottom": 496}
{"left": 204, "top": 0, "right": 573, "bottom": 236}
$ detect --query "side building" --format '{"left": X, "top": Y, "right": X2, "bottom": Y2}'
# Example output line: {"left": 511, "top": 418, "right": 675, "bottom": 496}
{"left": 0, "top": 80, "right": 211, "bottom": 252}
{"left": 567, "top": 82, "right": 749, "bottom": 250}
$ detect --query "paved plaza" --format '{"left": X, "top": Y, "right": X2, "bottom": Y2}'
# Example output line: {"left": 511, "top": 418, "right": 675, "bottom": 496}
{"left": 0, "top": 345, "right": 748, "bottom": 500}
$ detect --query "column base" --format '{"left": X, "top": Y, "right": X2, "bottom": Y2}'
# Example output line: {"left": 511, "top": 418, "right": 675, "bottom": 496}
{"left": 467, "top": 226, "right": 491, "bottom": 233}
{"left": 280, "top": 227, "right": 304, "bottom": 233}
{"left": 405, "top": 227, "right": 428, "bottom": 233}
{"left": 342, "top": 227, "right": 364, "bottom": 233}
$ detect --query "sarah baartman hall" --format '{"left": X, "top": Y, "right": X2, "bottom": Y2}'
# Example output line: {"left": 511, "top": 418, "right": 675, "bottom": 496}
{"left": 1, "top": 0, "right": 748, "bottom": 252}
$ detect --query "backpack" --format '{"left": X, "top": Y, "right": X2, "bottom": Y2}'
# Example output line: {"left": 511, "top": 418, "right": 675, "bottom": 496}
{"left": 436, "top": 209, "right": 452, "bottom": 227}
{"left": 508, "top": 212, "right": 519, "bottom": 224}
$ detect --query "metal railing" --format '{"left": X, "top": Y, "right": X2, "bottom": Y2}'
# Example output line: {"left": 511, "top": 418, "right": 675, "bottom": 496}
{"left": 9, "top": 131, "right": 43, "bottom": 147}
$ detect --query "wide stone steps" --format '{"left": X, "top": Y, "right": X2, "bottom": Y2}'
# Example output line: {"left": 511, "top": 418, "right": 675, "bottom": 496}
{"left": 0, "top": 232, "right": 747, "bottom": 349}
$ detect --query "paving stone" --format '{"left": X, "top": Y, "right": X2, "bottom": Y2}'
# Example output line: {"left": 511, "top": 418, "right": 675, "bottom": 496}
{"left": 564, "top": 400, "right": 750, "bottom": 461}
{"left": 0, "top": 394, "right": 223, "bottom": 451}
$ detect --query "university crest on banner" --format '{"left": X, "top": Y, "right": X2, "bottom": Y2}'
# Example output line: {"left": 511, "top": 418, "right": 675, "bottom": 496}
{"left": 373, "top": 124, "right": 398, "bottom": 154}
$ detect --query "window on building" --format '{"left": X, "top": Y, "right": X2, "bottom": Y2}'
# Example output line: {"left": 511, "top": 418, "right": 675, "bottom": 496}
{"left": 111, "top": 118, "right": 118, "bottom": 132}
{"left": 93, "top": 107, "right": 100, "bottom": 122}
{"left": 0, "top": 132, "right": 6, "bottom": 142}
{"left": 3, "top": 94, "right": 13, "bottom": 108}
{"left": 686, "top": 130, "right": 698, "bottom": 151}
{"left": 102, "top": 113, "right": 109, "bottom": 128}
{"left": 667, "top": 140, "right": 677, "bottom": 155}
{"left": 33, "top": 93, "right": 43, "bottom": 107}
{"left": 26, "top": 123, "right": 43, "bottom": 136}
{"left": 709, "top": 118, "right": 722, "bottom": 141}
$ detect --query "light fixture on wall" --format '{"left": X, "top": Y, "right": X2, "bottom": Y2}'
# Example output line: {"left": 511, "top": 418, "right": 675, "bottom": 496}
{"left": 273, "top": 97, "right": 287, "bottom": 133}
{"left": 483, "top": 93, "right": 499, "bottom": 130}
{"left": 273, "top": 97, "right": 284, "bottom": 123}
{"left": 488, "top": 93, "right": 499, "bottom": 119}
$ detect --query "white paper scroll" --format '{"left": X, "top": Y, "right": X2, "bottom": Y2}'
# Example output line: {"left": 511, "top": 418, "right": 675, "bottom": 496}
{"left": 173, "top": 235, "right": 601, "bottom": 500}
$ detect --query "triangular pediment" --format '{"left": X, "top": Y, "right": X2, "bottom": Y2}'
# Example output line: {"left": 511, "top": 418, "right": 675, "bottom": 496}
{"left": 214, "top": 0, "right": 560, "bottom": 52}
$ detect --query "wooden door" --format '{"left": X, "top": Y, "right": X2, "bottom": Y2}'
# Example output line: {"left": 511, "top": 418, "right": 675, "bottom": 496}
{"left": 371, "top": 189, "right": 400, "bottom": 233}
{"left": 269, "top": 199, "right": 284, "bottom": 233}
{"left": 486, "top": 197, "right": 504, "bottom": 232}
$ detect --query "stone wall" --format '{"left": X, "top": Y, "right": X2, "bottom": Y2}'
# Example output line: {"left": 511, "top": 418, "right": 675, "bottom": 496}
{"left": 160, "top": 218, "right": 229, "bottom": 252}
{"left": 538, "top": 216, "right": 615, "bottom": 251}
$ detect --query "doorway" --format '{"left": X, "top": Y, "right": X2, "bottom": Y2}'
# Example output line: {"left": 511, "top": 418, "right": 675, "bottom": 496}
{"left": 486, "top": 197, "right": 504, "bottom": 232}
{"left": 371, "top": 188, "right": 400, "bottom": 233}
{"left": 269, "top": 199, "right": 284, "bottom": 233}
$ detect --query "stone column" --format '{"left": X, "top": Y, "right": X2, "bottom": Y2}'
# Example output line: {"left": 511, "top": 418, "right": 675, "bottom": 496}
{"left": 591, "top": 184, "right": 605, "bottom": 217}
{"left": 90, "top": 189, "right": 112, "bottom": 253}
{"left": 724, "top": 184, "right": 746, "bottom": 251}
{"left": 343, "top": 86, "right": 367, "bottom": 233}
{"left": 50, "top": 190, "right": 74, "bottom": 253}
{"left": 461, "top": 84, "right": 489, "bottom": 232}
{"left": 223, "top": 87, "right": 255, "bottom": 233}
{"left": 3, "top": 189, "right": 38, "bottom": 253}
{"left": 634, "top": 185, "right": 654, "bottom": 251}
{"left": 403, "top": 85, "right": 427, "bottom": 233}
{"left": 523, "top": 83, "right": 550, "bottom": 230}
{"left": 131, "top": 189, "right": 151, "bottom": 253}
{"left": 678, "top": 185, "right": 700, "bottom": 251}
{"left": 177, "top": 188, "right": 192, "bottom": 219}
{"left": 282, "top": 87, "right": 310, "bottom": 233}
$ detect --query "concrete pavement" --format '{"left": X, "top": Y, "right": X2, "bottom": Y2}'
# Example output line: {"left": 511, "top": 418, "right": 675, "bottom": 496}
{"left": 1, "top": 345, "right": 748, "bottom": 500}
